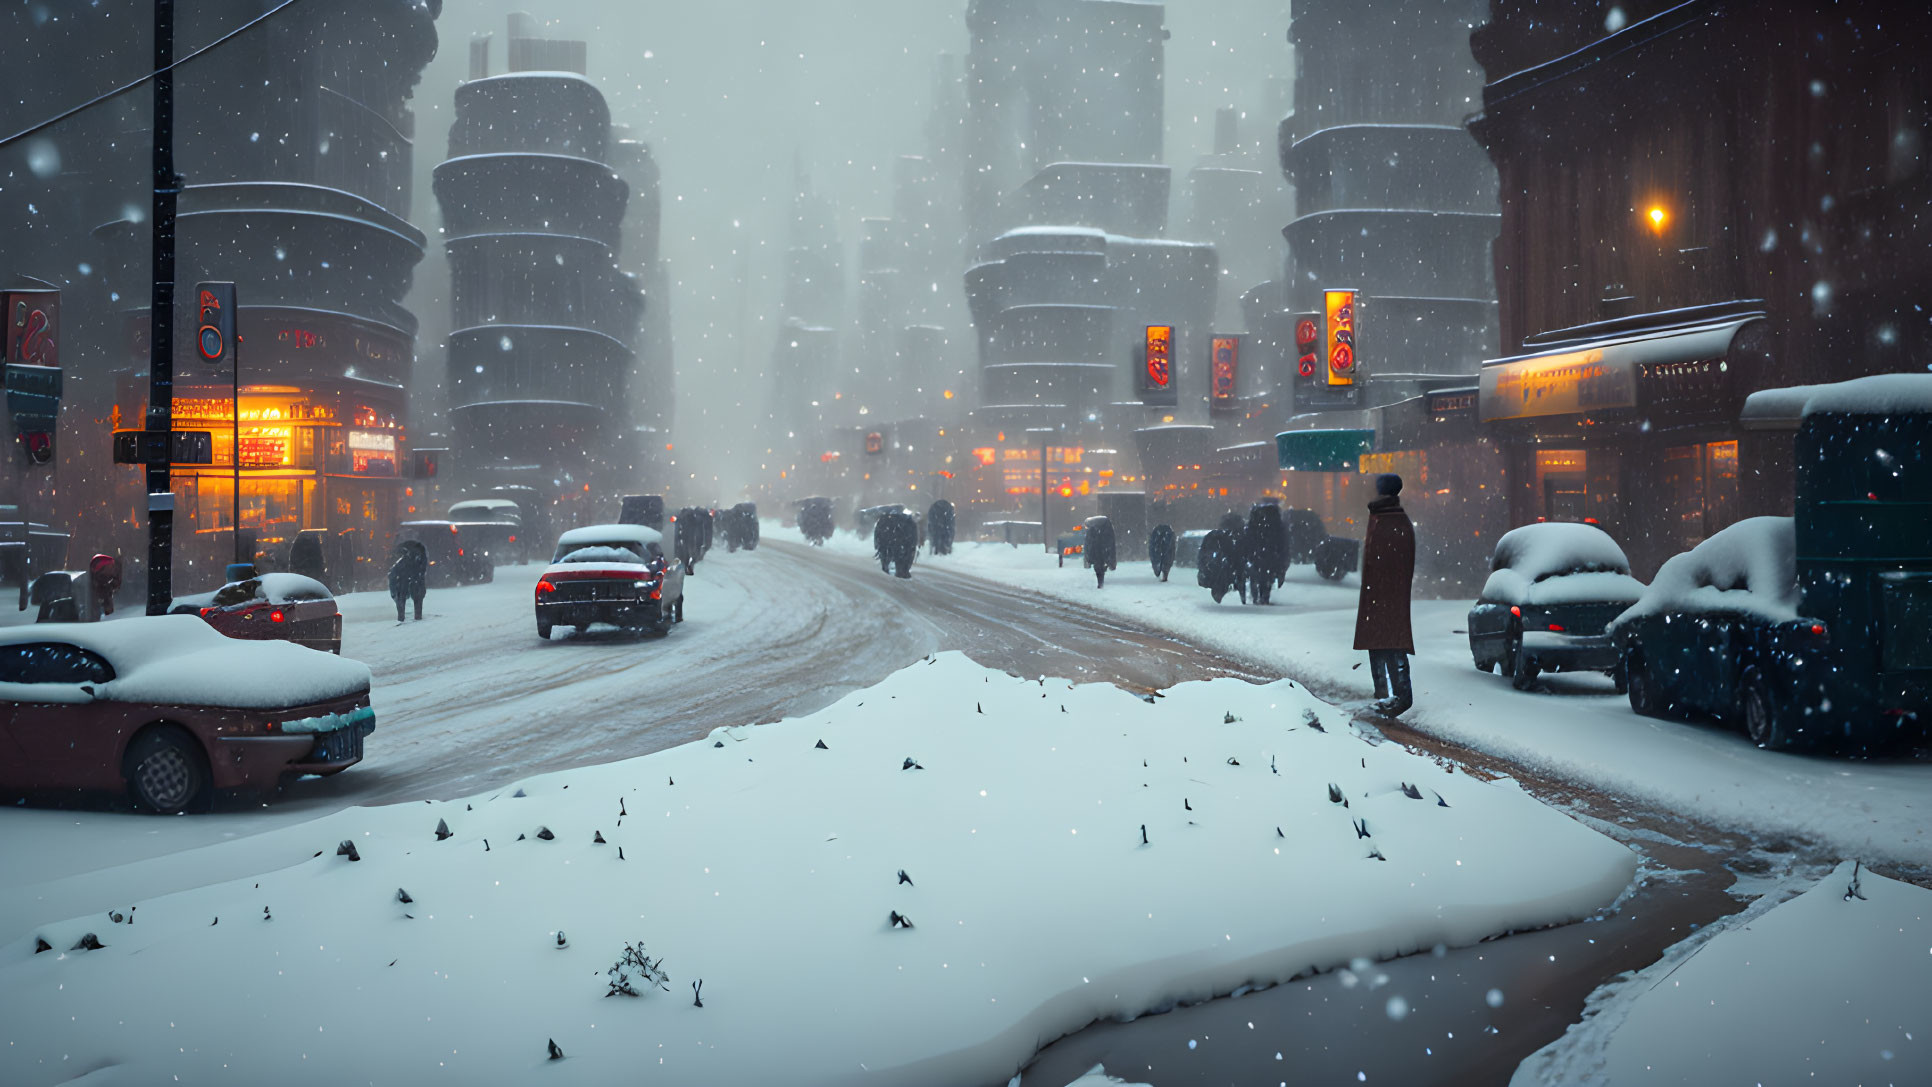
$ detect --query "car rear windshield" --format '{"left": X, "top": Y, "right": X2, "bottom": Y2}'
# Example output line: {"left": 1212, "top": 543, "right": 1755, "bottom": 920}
{"left": 556, "top": 543, "right": 646, "bottom": 563}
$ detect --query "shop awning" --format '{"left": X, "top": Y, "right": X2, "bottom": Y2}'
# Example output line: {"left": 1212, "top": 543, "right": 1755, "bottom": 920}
{"left": 1276, "top": 428, "right": 1375, "bottom": 472}
{"left": 1479, "top": 315, "right": 1764, "bottom": 423}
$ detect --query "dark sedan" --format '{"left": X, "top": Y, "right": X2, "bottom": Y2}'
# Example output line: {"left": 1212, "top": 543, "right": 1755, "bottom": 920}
{"left": 1468, "top": 522, "right": 1645, "bottom": 690}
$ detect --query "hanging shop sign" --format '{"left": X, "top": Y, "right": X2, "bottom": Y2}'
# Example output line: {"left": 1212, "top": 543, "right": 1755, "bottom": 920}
{"left": 1480, "top": 347, "right": 1639, "bottom": 422}
{"left": 1324, "top": 290, "right": 1357, "bottom": 387}
{"left": 1209, "top": 335, "right": 1239, "bottom": 411}
{"left": 1294, "top": 314, "right": 1321, "bottom": 382}
{"left": 1144, "top": 325, "right": 1173, "bottom": 391}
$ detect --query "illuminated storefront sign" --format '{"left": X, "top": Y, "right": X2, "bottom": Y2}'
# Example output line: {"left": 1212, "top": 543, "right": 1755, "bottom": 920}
{"left": 239, "top": 427, "right": 291, "bottom": 468}
{"left": 1144, "top": 326, "right": 1172, "bottom": 390}
{"left": 1480, "top": 348, "right": 1639, "bottom": 422}
{"left": 1324, "top": 290, "right": 1356, "bottom": 387}
{"left": 1294, "top": 314, "right": 1320, "bottom": 380}
{"left": 347, "top": 430, "right": 395, "bottom": 452}
{"left": 1210, "top": 335, "right": 1239, "bottom": 408}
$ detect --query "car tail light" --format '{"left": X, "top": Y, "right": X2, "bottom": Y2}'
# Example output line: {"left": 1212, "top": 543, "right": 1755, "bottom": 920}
{"left": 457, "top": 548, "right": 465, "bottom": 557}
{"left": 1510, "top": 606, "right": 1521, "bottom": 618}
{"left": 1583, "top": 517, "right": 1599, "bottom": 525}
{"left": 450, "top": 524, "right": 459, "bottom": 534}
{"left": 199, "top": 607, "right": 212, "bottom": 617}
{"left": 270, "top": 609, "right": 286, "bottom": 623}
{"left": 1809, "top": 623, "right": 1826, "bottom": 636}
{"left": 508, "top": 535, "right": 516, "bottom": 543}
{"left": 1547, "top": 623, "right": 1565, "bottom": 632}
{"left": 536, "top": 579, "right": 555, "bottom": 595}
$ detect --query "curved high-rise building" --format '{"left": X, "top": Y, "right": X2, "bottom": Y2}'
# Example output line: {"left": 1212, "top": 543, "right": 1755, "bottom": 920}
{"left": 435, "top": 35, "right": 643, "bottom": 503}
{"left": 101, "top": 0, "right": 441, "bottom": 585}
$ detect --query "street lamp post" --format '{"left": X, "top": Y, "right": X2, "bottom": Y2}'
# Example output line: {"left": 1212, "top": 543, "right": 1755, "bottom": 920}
{"left": 1025, "top": 426, "right": 1057, "bottom": 553}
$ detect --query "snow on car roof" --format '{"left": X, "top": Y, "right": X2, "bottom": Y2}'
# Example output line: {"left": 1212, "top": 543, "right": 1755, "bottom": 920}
{"left": 169, "top": 572, "right": 332, "bottom": 611}
{"left": 448, "top": 499, "right": 521, "bottom": 511}
{"left": 556, "top": 523, "right": 663, "bottom": 548}
{"left": 1613, "top": 516, "right": 1798, "bottom": 629}
{"left": 1489, "top": 522, "right": 1631, "bottom": 577}
{"left": 1742, "top": 374, "right": 1932, "bottom": 427}
{"left": 0, "top": 614, "right": 371, "bottom": 709}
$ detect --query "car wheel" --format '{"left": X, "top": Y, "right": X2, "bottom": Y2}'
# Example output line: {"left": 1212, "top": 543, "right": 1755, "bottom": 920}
{"left": 1510, "top": 646, "right": 1541, "bottom": 690}
{"left": 1626, "top": 650, "right": 1663, "bottom": 718}
{"left": 479, "top": 564, "right": 494, "bottom": 585}
{"left": 1741, "top": 669, "right": 1792, "bottom": 751}
{"left": 1502, "top": 623, "right": 1523, "bottom": 678}
{"left": 537, "top": 618, "right": 552, "bottom": 640}
{"left": 124, "top": 726, "right": 212, "bottom": 815}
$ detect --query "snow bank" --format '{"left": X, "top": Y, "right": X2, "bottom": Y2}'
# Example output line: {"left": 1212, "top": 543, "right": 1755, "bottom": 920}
{"left": 1517, "top": 860, "right": 1932, "bottom": 1085}
{"left": 1613, "top": 516, "right": 1798, "bottom": 628}
{"left": 1479, "top": 523, "right": 1641, "bottom": 606}
{"left": 1797, "top": 373, "right": 1932, "bottom": 417}
{"left": 0, "top": 614, "right": 370, "bottom": 710}
{"left": 0, "top": 653, "right": 1633, "bottom": 1087}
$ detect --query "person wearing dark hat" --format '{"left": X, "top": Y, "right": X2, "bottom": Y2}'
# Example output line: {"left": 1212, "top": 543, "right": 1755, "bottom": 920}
{"left": 1354, "top": 473, "right": 1416, "bottom": 714}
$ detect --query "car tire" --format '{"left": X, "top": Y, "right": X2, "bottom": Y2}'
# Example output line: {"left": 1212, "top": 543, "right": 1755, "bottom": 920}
{"left": 124, "top": 726, "right": 212, "bottom": 815}
{"left": 537, "top": 618, "right": 552, "bottom": 640}
{"left": 1741, "top": 668, "right": 1792, "bottom": 751}
{"left": 1502, "top": 623, "right": 1524, "bottom": 679}
{"left": 1626, "top": 650, "right": 1664, "bottom": 718}
{"left": 1510, "top": 646, "right": 1540, "bottom": 690}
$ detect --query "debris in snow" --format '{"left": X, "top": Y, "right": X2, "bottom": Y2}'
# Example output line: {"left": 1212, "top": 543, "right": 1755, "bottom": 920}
{"left": 976, "top": 702, "right": 982, "bottom": 714}
{"left": 108, "top": 911, "right": 124, "bottom": 924}
{"left": 1140, "top": 824, "right": 1149, "bottom": 845}
{"left": 1277, "top": 826, "right": 1285, "bottom": 838}
{"left": 1368, "top": 846, "right": 1386, "bottom": 862}
{"left": 483, "top": 839, "right": 490, "bottom": 852}
{"left": 605, "top": 942, "right": 670, "bottom": 996}
{"left": 1435, "top": 791, "right": 1451, "bottom": 808}
{"left": 692, "top": 979, "right": 704, "bottom": 1008}
{"left": 618, "top": 798, "right": 627, "bottom": 816}
{"left": 127, "top": 908, "right": 135, "bottom": 926}
{"left": 70, "top": 933, "right": 104, "bottom": 951}
{"left": 1328, "top": 783, "right": 1345, "bottom": 804}
{"left": 898, "top": 869, "right": 914, "bottom": 886}
{"left": 815, "top": 739, "right": 828, "bottom": 750}
{"left": 1226, "top": 757, "right": 1240, "bottom": 766}
{"left": 466, "top": 803, "right": 472, "bottom": 811}
{"left": 263, "top": 907, "right": 271, "bottom": 921}
{"left": 668, "top": 777, "right": 674, "bottom": 786}
{"left": 1354, "top": 819, "right": 1371, "bottom": 840}
{"left": 1400, "top": 783, "right": 1423, "bottom": 800}
{"left": 435, "top": 818, "right": 452, "bottom": 841}
{"left": 337, "top": 840, "right": 360, "bottom": 862}
{"left": 517, "top": 834, "right": 526, "bottom": 842}
{"left": 1271, "top": 756, "right": 1278, "bottom": 775}
{"left": 617, "top": 847, "right": 626, "bottom": 861}
{"left": 1303, "top": 709, "right": 1325, "bottom": 733}
{"left": 210, "top": 917, "right": 217, "bottom": 926}
{"left": 594, "top": 831, "right": 606, "bottom": 844}
{"left": 1845, "top": 861, "right": 1867, "bottom": 902}
{"left": 556, "top": 931, "right": 568, "bottom": 949}
{"left": 536, "top": 827, "right": 554, "bottom": 841}
{"left": 1184, "top": 798, "right": 1192, "bottom": 811}
{"left": 1224, "top": 712, "right": 1238, "bottom": 723}
{"left": 32, "top": 937, "right": 50, "bottom": 954}
{"left": 902, "top": 757, "right": 923, "bottom": 771}
{"left": 513, "top": 788, "right": 527, "bottom": 798}
{"left": 396, "top": 888, "right": 413, "bottom": 905}
{"left": 889, "top": 911, "right": 914, "bottom": 929}
{"left": 547, "top": 1038, "right": 564, "bottom": 1061}
{"left": 714, "top": 741, "right": 724, "bottom": 748}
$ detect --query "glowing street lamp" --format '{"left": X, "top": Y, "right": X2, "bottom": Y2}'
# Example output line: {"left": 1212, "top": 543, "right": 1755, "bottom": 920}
{"left": 1646, "top": 205, "right": 1669, "bottom": 233}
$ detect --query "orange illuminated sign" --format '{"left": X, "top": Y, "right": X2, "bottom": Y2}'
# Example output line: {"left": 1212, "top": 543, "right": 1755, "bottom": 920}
{"left": 1325, "top": 290, "right": 1356, "bottom": 387}
{"left": 1144, "top": 326, "right": 1172, "bottom": 390}
{"left": 971, "top": 447, "right": 996, "bottom": 467}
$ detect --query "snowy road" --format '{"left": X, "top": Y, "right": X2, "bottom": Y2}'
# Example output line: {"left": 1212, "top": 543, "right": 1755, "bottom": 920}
{"left": 0, "top": 539, "right": 1268, "bottom": 925}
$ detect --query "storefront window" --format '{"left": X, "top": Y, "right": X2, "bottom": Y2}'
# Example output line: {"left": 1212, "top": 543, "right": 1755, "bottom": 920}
{"left": 1535, "top": 449, "right": 1588, "bottom": 522}
{"left": 1660, "top": 440, "right": 1739, "bottom": 549}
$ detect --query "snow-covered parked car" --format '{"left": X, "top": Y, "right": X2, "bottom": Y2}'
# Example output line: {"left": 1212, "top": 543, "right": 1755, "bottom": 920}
{"left": 447, "top": 498, "right": 526, "bottom": 564}
{"left": 1468, "top": 522, "right": 1646, "bottom": 690}
{"left": 534, "top": 524, "right": 685, "bottom": 640}
{"left": 0, "top": 615, "right": 376, "bottom": 813}
{"left": 171, "top": 571, "right": 342, "bottom": 655}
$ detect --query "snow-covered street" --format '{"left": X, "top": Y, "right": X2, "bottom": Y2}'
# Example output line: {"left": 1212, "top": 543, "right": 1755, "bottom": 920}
{"left": 0, "top": 653, "right": 1637, "bottom": 1087}
{"left": 920, "top": 537, "right": 1932, "bottom": 873}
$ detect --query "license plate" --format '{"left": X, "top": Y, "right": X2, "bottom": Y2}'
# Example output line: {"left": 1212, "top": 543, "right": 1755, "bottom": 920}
{"left": 312, "top": 727, "right": 364, "bottom": 762}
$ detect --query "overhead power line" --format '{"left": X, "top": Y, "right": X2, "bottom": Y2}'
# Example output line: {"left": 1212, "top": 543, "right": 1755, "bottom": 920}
{"left": 0, "top": 0, "right": 300, "bottom": 152}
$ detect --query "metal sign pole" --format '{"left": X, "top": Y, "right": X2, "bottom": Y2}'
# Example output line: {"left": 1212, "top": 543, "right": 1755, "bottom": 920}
{"left": 145, "top": 0, "right": 177, "bottom": 615}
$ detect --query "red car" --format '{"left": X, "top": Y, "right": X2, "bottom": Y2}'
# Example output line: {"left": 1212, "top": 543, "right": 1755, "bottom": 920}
{"left": 171, "top": 572, "right": 342, "bottom": 654}
{"left": 0, "top": 615, "right": 375, "bottom": 812}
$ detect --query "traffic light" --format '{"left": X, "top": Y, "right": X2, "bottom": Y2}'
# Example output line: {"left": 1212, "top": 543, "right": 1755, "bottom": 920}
{"left": 195, "top": 282, "right": 236, "bottom": 368}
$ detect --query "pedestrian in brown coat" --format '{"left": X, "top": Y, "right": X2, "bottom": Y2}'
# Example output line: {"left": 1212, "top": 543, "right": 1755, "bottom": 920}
{"left": 1353, "top": 473, "right": 1415, "bottom": 714}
